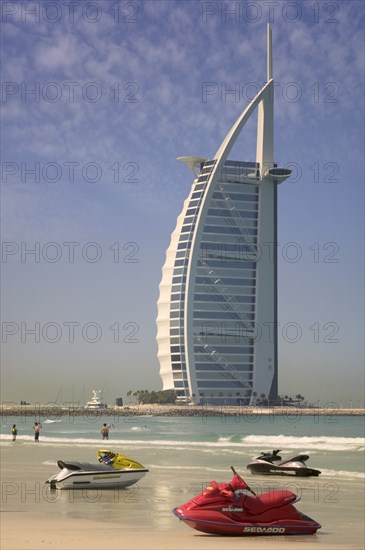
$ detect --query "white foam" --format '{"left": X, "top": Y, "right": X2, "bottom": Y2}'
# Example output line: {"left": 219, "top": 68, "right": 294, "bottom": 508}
{"left": 147, "top": 464, "right": 226, "bottom": 473}
{"left": 320, "top": 469, "right": 365, "bottom": 480}
{"left": 239, "top": 434, "right": 365, "bottom": 452}
{"left": 130, "top": 426, "right": 151, "bottom": 431}
{"left": 1, "top": 433, "right": 364, "bottom": 453}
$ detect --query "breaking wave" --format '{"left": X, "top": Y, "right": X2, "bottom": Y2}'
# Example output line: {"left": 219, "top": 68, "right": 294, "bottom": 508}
{"left": 238, "top": 434, "right": 364, "bottom": 452}
{"left": 1, "top": 433, "right": 363, "bottom": 453}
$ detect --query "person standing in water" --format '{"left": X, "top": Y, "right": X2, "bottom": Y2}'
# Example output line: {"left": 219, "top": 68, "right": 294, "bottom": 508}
{"left": 33, "top": 422, "right": 42, "bottom": 442}
{"left": 100, "top": 423, "right": 112, "bottom": 440}
{"left": 11, "top": 425, "right": 17, "bottom": 441}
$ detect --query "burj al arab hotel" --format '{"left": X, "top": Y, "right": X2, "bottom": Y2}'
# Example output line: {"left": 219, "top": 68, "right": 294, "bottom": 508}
{"left": 156, "top": 26, "right": 291, "bottom": 405}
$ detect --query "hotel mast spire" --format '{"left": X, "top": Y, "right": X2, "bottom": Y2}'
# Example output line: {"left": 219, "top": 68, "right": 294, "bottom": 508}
{"left": 256, "top": 23, "right": 274, "bottom": 176}
{"left": 267, "top": 23, "right": 273, "bottom": 81}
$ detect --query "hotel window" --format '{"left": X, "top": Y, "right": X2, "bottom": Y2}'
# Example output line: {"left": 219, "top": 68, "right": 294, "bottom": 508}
{"left": 171, "top": 285, "right": 183, "bottom": 293}
{"left": 181, "top": 225, "right": 193, "bottom": 233}
{"left": 193, "top": 311, "right": 254, "bottom": 320}
{"left": 177, "top": 253, "right": 191, "bottom": 262}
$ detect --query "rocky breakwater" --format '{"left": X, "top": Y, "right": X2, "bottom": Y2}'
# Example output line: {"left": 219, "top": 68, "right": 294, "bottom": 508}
{"left": 1, "top": 403, "right": 364, "bottom": 418}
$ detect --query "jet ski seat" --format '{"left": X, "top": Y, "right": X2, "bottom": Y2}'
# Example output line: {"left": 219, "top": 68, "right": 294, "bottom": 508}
{"left": 278, "top": 454, "right": 309, "bottom": 465}
{"left": 243, "top": 490, "right": 298, "bottom": 514}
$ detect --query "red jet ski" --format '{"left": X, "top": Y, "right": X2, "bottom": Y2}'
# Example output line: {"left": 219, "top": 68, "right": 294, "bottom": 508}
{"left": 173, "top": 467, "right": 321, "bottom": 536}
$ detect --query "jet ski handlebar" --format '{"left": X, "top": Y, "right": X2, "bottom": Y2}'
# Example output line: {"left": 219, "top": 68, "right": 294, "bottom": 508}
{"left": 230, "top": 466, "right": 256, "bottom": 495}
{"left": 257, "top": 449, "right": 282, "bottom": 461}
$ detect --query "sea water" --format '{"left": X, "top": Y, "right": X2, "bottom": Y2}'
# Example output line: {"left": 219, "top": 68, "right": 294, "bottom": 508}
{"left": 1, "top": 414, "right": 364, "bottom": 546}
{"left": 2, "top": 413, "right": 364, "bottom": 474}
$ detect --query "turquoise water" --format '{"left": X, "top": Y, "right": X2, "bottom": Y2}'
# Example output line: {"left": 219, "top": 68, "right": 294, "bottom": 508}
{"left": 1, "top": 414, "right": 364, "bottom": 478}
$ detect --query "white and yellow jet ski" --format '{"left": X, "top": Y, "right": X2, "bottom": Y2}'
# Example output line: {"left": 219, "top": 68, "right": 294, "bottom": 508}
{"left": 46, "top": 450, "right": 148, "bottom": 489}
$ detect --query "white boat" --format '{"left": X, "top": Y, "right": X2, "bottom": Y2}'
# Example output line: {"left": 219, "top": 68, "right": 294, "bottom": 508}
{"left": 46, "top": 450, "right": 148, "bottom": 490}
{"left": 84, "top": 389, "right": 108, "bottom": 410}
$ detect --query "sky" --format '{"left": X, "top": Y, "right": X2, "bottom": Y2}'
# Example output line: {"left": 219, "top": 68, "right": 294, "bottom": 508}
{"left": 1, "top": 0, "right": 364, "bottom": 407}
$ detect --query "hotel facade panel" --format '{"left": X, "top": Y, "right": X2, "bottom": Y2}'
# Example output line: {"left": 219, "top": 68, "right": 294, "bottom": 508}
{"left": 156, "top": 27, "right": 291, "bottom": 405}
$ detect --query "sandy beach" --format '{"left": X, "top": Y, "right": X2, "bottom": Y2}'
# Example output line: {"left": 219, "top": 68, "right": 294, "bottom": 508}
{"left": 1, "top": 414, "right": 364, "bottom": 550}
{"left": 3, "top": 515, "right": 362, "bottom": 550}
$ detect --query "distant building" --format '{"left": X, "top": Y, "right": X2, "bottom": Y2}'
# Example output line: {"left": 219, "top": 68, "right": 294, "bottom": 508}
{"left": 156, "top": 26, "right": 291, "bottom": 405}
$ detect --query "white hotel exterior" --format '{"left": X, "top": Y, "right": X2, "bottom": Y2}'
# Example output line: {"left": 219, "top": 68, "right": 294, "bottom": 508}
{"left": 156, "top": 27, "right": 291, "bottom": 405}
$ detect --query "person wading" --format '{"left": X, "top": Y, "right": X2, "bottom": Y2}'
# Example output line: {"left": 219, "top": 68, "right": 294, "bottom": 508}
{"left": 33, "top": 422, "right": 42, "bottom": 442}
{"left": 11, "top": 424, "right": 17, "bottom": 441}
{"left": 101, "top": 423, "right": 112, "bottom": 440}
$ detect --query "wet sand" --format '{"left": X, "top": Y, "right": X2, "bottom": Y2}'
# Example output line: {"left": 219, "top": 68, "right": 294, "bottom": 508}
{"left": 2, "top": 515, "right": 361, "bottom": 550}
{"left": 1, "top": 442, "right": 364, "bottom": 550}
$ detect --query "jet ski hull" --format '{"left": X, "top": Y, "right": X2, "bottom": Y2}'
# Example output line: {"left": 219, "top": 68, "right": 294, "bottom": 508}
{"left": 247, "top": 464, "right": 321, "bottom": 476}
{"left": 46, "top": 468, "right": 148, "bottom": 489}
{"left": 173, "top": 508, "right": 321, "bottom": 536}
{"left": 46, "top": 460, "right": 148, "bottom": 489}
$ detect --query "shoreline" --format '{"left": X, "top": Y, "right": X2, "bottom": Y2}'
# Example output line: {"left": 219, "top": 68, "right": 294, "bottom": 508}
{"left": 1, "top": 414, "right": 364, "bottom": 550}
{"left": 1, "top": 404, "right": 364, "bottom": 418}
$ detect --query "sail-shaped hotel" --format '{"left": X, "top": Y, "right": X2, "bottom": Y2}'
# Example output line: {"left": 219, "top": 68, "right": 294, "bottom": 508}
{"left": 156, "top": 26, "right": 291, "bottom": 405}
